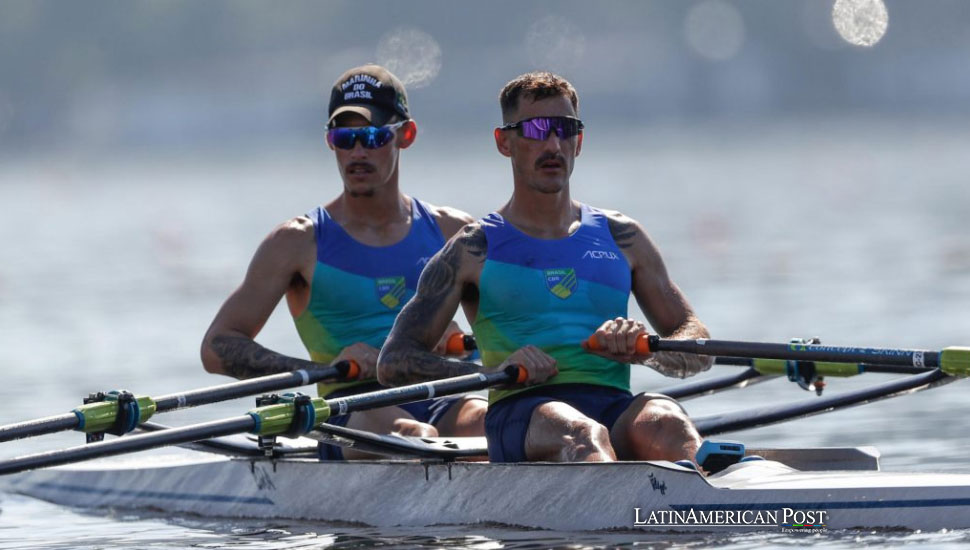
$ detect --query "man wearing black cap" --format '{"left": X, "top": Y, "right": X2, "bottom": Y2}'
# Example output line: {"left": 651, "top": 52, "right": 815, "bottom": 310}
{"left": 201, "top": 64, "right": 487, "bottom": 459}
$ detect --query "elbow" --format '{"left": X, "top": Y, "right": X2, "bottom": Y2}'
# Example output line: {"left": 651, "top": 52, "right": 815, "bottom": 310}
{"left": 200, "top": 333, "right": 224, "bottom": 375}
{"left": 376, "top": 347, "right": 403, "bottom": 386}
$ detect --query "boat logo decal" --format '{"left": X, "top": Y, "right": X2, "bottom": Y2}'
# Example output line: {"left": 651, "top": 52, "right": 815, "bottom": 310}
{"left": 251, "top": 464, "right": 277, "bottom": 491}
{"left": 375, "top": 276, "right": 407, "bottom": 309}
{"left": 544, "top": 268, "right": 577, "bottom": 299}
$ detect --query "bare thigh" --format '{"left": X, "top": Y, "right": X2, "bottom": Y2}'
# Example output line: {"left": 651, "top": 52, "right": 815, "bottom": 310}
{"left": 433, "top": 395, "right": 488, "bottom": 437}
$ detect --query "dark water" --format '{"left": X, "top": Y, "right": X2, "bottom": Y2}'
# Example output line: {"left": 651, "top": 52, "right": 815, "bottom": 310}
{"left": 1, "top": 119, "right": 969, "bottom": 547}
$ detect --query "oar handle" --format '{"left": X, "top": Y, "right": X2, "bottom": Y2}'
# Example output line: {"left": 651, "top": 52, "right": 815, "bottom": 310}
{"left": 446, "top": 333, "right": 478, "bottom": 355}
{"left": 585, "top": 334, "right": 652, "bottom": 355}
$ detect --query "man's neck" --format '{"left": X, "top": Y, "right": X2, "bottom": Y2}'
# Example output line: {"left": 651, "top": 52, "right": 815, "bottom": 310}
{"left": 336, "top": 187, "right": 410, "bottom": 227}
{"left": 502, "top": 187, "right": 580, "bottom": 239}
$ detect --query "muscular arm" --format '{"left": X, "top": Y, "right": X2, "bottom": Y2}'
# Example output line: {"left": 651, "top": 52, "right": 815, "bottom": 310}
{"left": 201, "top": 218, "right": 319, "bottom": 379}
{"left": 607, "top": 212, "right": 713, "bottom": 376}
{"left": 377, "top": 223, "right": 487, "bottom": 385}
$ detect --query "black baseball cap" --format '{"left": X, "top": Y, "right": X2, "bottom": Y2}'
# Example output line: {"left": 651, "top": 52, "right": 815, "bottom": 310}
{"left": 328, "top": 64, "right": 410, "bottom": 128}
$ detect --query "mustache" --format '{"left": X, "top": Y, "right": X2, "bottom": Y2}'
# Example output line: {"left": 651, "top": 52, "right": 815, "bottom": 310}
{"left": 346, "top": 162, "right": 376, "bottom": 174}
{"left": 534, "top": 153, "right": 566, "bottom": 169}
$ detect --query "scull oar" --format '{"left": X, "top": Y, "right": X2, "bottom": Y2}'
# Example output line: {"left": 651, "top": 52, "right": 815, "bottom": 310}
{"left": 0, "top": 361, "right": 358, "bottom": 444}
{"left": 587, "top": 335, "right": 970, "bottom": 375}
{"left": 659, "top": 358, "right": 941, "bottom": 400}
{"left": 694, "top": 368, "right": 955, "bottom": 436}
{"left": 0, "top": 366, "right": 524, "bottom": 476}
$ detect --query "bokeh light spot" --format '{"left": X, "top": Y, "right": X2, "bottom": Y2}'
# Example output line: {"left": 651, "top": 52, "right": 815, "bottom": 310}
{"left": 832, "top": 0, "right": 889, "bottom": 47}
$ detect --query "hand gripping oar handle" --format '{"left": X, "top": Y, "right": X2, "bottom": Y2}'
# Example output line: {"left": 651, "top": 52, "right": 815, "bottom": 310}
{"left": 0, "top": 365, "right": 525, "bottom": 476}
{"left": 0, "top": 361, "right": 357, "bottom": 444}
{"left": 588, "top": 334, "right": 970, "bottom": 377}
{"left": 585, "top": 334, "right": 651, "bottom": 355}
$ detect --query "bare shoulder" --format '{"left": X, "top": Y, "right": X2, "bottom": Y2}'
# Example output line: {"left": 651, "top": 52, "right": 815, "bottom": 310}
{"left": 265, "top": 215, "right": 315, "bottom": 249}
{"left": 425, "top": 202, "right": 476, "bottom": 239}
{"left": 251, "top": 216, "right": 316, "bottom": 271}
{"left": 599, "top": 208, "right": 669, "bottom": 273}
{"left": 599, "top": 208, "right": 648, "bottom": 249}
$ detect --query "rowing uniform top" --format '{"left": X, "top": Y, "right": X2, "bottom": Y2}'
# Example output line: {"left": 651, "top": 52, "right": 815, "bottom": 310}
{"left": 472, "top": 204, "right": 633, "bottom": 404}
{"left": 293, "top": 198, "right": 446, "bottom": 397}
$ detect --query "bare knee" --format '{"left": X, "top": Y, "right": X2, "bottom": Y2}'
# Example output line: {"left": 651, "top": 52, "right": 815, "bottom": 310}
{"left": 630, "top": 400, "right": 700, "bottom": 461}
{"left": 392, "top": 418, "right": 438, "bottom": 438}
{"left": 526, "top": 403, "right": 617, "bottom": 462}
{"left": 559, "top": 417, "right": 615, "bottom": 462}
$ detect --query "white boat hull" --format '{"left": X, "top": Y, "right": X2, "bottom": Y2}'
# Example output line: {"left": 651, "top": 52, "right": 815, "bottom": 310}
{"left": 4, "top": 449, "right": 970, "bottom": 532}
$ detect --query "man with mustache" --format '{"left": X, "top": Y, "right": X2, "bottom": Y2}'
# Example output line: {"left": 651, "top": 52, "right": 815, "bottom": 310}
{"left": 379, "top": 72, "right": 712, "bottom": 464}
{"left": 202, "top": 65, "right": 487, "bottom": 460}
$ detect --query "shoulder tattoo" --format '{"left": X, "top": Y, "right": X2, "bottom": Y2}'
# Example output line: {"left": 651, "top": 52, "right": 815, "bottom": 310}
{"left": 607, "top": 215, "right": 638, "bottom": 249}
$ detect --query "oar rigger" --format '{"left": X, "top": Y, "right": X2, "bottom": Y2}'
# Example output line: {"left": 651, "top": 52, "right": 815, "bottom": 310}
{"left": 75, "top": 390, "right": 157, "bottom": 443}
{"left": 250, "top": 392, "right": 331, "bottom": 457}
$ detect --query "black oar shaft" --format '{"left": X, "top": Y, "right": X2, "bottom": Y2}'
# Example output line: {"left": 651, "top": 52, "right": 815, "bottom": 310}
{"left": 659, "top": 368, "right": 765, "bottom": 400}
{"left": 0, "top": 364, "right": 347, "bottom": 444}
{"left": 652, "top": 336, "right": 939, "bottom": 368}
{"left": 0, "top": 417, "right": 255, "bottom": 476}
{"left": 0, "top": 414, "right": 79, "bottom": 443}
{"left": 694, "top": 369, "right": 950, "bottom": 436}
{"left": 327, "top": 368, "right": 516, "bottom": 415}
{"left": 153, "top": 365, "right": 344, "bottom": 411}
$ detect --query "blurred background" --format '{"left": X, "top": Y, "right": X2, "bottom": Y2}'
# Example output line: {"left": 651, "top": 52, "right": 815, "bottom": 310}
{"left": 1, "top": 0, "right": 969, "bottom": 465}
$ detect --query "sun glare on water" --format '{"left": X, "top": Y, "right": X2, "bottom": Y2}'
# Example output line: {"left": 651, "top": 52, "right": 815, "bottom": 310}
{"left": 832, "top": 0, "right": 889, "bottom": 47}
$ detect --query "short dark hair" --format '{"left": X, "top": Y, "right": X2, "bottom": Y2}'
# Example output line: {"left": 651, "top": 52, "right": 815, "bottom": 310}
{"left": 499, "top": 72, "right": 579, "bottom": 122}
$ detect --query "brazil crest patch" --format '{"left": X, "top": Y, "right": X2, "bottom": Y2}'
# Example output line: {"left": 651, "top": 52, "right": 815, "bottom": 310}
{"left": 544, "top": 268, "right": 577, "bottom": 299}
{"left": 376, "top": 276, "right": 406, "bottom": 309}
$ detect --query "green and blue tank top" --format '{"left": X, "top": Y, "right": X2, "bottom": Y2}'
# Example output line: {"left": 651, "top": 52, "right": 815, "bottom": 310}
{"left": 294, "top": 199, "right": 445, "bottom": 397}
{"left": 473, "top": 204, "right": 633, "bottom": 404}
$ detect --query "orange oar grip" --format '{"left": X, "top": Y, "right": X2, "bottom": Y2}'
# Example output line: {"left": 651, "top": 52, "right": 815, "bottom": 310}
{"left": 345, "top": 360, "right": 360, "bottom": 380}
{"left": 635, "top": 335, "right": 650, "bottom": 355}
{"left": 446, "top": 333, "right": 467, "bottom": 355}
{"left": 514, "top": 365, "right": 528, "bottom": 384}
{"left": 586, "top": 334, "right": 651, "bottom": 355}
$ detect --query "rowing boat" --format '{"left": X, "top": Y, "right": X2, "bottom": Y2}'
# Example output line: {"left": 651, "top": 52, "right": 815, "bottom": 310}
{"left": 1, "top": 338, "right": 968, "bottom": 532}
{"left": 5, "top": 440, "right": 970, "bottom": 531}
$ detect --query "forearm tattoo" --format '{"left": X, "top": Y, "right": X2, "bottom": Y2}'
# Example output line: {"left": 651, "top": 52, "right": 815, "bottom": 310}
{"left": 379, "top": 224, "right": 487, "bottom": 385}
{"left": 210, "top": 335, "right": 320, "bottom": 379}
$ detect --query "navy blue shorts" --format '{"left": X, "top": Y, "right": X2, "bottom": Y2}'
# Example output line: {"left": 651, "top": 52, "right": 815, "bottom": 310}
{"left": 484, "top": 383, "right": 681, "bottom": 463}
{"left": 317, "top": 382, "right": 467, "bottom": 461}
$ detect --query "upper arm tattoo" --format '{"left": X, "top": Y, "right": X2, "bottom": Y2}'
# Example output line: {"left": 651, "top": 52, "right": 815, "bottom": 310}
{"left": 607, "top": 215, "right": 638, "bottom": 249}
{"left": 411, "top": 223, "right": 486, "bottom": 314}
{"left": 379, "top": 224, "right": 487, "bottom": 385}
{"left": 211, "top": 335, "right": 319, "bottom": 379}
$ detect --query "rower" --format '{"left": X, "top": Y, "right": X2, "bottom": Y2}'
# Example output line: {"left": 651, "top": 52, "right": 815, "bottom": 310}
{"left": 378, "top": 71, "right": 712, "bottom": 464}
{"left": 201, "top": 64, "right": 487, "bottom": 460}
